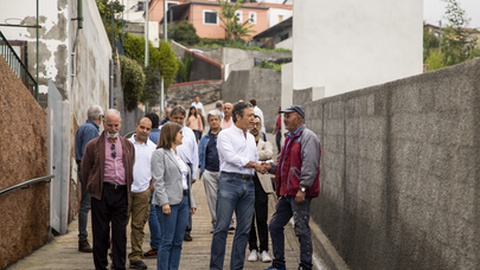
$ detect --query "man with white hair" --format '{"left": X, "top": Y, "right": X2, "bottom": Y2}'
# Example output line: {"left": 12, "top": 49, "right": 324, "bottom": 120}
{"left": 75, "top": 104, "right": 103, "bottom": 253}
{"left": 82, "top": 109, "right": 135, "bottom": 270}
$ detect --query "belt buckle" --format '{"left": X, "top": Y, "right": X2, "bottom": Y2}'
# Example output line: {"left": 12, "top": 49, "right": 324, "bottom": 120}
{"left": 114, "top": 184, "right": 119, "bottom": 189}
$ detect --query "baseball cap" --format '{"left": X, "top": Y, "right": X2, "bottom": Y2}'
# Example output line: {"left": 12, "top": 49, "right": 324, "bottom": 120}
{"left": 280, "top": 105, "right": 305, "bottom": 118}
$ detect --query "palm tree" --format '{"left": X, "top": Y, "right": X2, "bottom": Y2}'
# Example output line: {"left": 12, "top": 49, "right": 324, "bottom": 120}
{"left": 217, "top": 0, "right": 254, "bottom": 44}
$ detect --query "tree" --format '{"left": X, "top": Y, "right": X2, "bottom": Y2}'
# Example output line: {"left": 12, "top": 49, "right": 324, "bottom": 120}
{"left": 123, "top": 34, "right": 178, "bottom": 106}
{"left": 423, "top": 0, "right": 479, "bottom": 71}
{"left": 440, "top": 0, "right": 479, "bottom": 66}
{"left": 119, "top": 55, "right": 145, "bottom": 111}
{"left": 217, "top": 0, "right": 254, "bottom": 44}
{"left": 168, "top": 21, "right": 200, "bottom": 46}
{"left": 96, "top": 0, "right": 124, "bottom": 47}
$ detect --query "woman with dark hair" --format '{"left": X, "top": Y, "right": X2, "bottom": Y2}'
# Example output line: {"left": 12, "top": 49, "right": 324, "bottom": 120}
{"left": 186, "top": 106, "right": 203, "bottom": 142}
{"left": 151, "top": 122, "right": 196, "bottom": 270}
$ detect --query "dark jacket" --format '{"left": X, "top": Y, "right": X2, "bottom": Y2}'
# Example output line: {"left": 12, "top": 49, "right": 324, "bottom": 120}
{"left": 81, "top": 132, "right": 135, "bottom": 200}
{"left": 275, "top": 125, "right": 321, "bottom": 197}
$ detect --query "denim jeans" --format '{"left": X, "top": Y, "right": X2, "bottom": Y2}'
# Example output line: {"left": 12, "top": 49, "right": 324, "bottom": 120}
{"left": 148, "top": 193, "right": 161, "bottom": 250}
{"left": 156, "top": 195, "right": 189, "bottom": 270}
{"left": 269, "top": 196, "right": 313, "bottom": 269}
{"left": 210, "top": 172, "right": 255, "bottom": 270}
{"left": 78, "top": 168, "right": 91, "bottom": 241}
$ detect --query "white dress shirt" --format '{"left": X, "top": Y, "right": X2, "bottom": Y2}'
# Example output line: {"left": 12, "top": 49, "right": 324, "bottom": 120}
{"left": 191, "top": 101, "right": 206, "bottom": 117}
{"left": 177, "top": 126, "right": 199, "bottom": 178}
{"left": 217, "top": 124, "right": 258, "bottom": 175}
{"left": 129, "top": 136, "right": 156, "bottom": 193}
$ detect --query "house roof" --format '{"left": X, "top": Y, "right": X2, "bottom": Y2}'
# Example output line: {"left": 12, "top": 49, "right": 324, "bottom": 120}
{"left": 253, "top": 16, "right": 292, "bottom": 39}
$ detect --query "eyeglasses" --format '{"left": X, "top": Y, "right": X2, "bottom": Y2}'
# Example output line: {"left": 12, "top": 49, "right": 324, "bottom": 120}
{"left": 251, "top": 122, "right": 261, "bottom": 127}
{"left": 110, "top": 144, "right": 116, "bottom": 159}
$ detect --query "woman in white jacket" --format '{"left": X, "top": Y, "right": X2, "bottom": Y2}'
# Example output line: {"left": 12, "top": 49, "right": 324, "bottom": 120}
{"left": 151, "top": 122, "right": 196, "bottom": 270}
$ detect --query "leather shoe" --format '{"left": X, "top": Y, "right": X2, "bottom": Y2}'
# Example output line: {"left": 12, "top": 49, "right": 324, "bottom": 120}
{"left": 184, "top": 231, "right": 192, "bottom": 242}
{"left": 78, "top": 239, "right": 93, "bottom": 252}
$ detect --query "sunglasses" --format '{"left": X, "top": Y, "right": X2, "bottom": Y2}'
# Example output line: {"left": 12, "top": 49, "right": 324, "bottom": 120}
{"left": 110, "top": 144, "right": 116, "bottom": 159}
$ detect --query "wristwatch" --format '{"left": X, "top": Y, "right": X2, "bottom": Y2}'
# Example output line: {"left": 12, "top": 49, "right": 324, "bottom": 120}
{"left": 300, "top": 186, "right": 307, "bottom": 193}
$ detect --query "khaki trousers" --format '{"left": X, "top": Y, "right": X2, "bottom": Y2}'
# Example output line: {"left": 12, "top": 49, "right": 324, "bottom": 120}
{"left": 128, "top": 188, "right": 151, "bottom": 263}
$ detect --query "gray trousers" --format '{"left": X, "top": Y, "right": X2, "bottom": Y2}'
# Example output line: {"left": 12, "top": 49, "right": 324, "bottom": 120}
{"left": 203, "top": 169, "right": 235, "bottom": 228}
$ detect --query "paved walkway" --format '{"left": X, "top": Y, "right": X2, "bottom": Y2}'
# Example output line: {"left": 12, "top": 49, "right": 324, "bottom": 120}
{"left": 8, "top": 179, "right": 314, "bottom": 270}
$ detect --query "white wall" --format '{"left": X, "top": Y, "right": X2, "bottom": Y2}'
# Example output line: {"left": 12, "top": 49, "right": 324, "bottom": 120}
{"left": 292, "top": 0, "right": 423, "bottom": 97}
{"left": 268, "top": 8, "right": 293, "bottom": 27}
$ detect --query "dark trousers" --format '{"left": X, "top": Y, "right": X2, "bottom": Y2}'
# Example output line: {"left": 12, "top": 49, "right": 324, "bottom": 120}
{"left": 91, "top": 184, "right": 128, "bottom": 270}
{"left": 275, "top": 130, "right": 282, "bottom": 153}
{"left": 248, "top": 173, "right": 269, "bottom": 252}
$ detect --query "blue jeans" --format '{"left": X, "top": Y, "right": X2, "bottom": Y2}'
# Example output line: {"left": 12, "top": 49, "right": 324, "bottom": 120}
{"left": 78, "top": 168, "right": 91, "bottom": 240}
{"left": 210, "top": 172, "right": 255, "bottom": 270}
{"left": 269, "top": 196, "right": 313, "bottom": 269}
{"left": 148, "top": 192, "right": 161, "bottom": 250}
{"left": 156, "top": 195, "right": 189, "bottom": 270}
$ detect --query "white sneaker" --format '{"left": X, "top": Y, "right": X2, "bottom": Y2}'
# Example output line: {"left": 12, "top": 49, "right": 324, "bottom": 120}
{"left": 260, "top": 250, "right": 272, "bottom": 263}
{"left": 247, "top": 250, "right": 258, "bottom": 262}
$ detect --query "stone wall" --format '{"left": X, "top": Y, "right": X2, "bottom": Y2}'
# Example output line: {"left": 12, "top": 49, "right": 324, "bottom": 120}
{"left": 295, "top": 58, "right": 480, "bottom": 270}
{"left": 0, "top": 58, "right": 48, "bottom": 268}
{"left": 167, "top": 81, "right": 223, "bottom": 111}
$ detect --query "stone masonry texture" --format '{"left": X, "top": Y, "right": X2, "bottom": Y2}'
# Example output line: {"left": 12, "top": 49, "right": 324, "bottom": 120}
{"left": 296, "top": 58, "right": 480, "bottom": 270}
{"left": 0, "top": 57, "right": 48, "bottom": 269}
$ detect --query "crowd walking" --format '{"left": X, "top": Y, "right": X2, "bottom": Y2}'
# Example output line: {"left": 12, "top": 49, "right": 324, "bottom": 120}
{"left": 66, "top": 98, "right": 322, "bottom": 270}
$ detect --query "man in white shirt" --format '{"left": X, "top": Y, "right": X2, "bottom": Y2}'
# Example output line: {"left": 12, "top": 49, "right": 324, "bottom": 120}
{"left": 127, "top": 117, "right": 156, "bottom": 270}
{"left": 170, "top": 106, "right": 199, "bottom": 241}
{"left": 210, "top": 102, "right": 268, "bottom": 270}
{"left": 191, "top": 96, "right": 206, "bottom": 117}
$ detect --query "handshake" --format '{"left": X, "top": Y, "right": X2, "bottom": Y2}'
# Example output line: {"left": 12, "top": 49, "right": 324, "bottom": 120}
{"left": 246, "top": 161, "right": 272, "bottom": 174}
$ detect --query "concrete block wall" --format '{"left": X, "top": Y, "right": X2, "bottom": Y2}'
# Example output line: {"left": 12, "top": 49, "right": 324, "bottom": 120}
{"left": 222, "top": 69, "right": 282, "bottom": 132}
{"left": 296, "top": 58, "right": 480, "bottom": 270}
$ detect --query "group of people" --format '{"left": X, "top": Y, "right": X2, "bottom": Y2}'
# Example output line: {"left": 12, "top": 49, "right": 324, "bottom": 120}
{"left": 75, "top": 97, "right": 321, "bottom": 270}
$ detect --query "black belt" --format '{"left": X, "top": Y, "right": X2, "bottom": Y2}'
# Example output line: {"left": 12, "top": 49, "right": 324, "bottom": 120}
{"left": 183, "top": 189, "right": 188, "bottom": 196}
{"left": 221, "top": 171, "right": 253, "bottom": 180}
{"left": 104, "top": 182, "right": 127, "bottom": 190}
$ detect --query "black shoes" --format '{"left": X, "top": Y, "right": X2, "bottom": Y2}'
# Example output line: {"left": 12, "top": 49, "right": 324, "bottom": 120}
{"left": 184, "top": 231, "right": 193, "bottom": 242}
{"left": 129, "top": 260, "right": 148, "bottom": 269}
{"left": 78, "top": 239, "right": 93, "bottom": 252}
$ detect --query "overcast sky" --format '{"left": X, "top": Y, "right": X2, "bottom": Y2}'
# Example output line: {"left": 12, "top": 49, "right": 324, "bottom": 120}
{"left": 424, "top": 0, "right": 480, "bottom": 28}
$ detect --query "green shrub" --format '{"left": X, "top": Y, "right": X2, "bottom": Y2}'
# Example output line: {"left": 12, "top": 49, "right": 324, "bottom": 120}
{"left": 169, "top": 21, "right": 200, "bottom": 46}
{"left": 119, "top": 55, "right": 145, "bottom": 111}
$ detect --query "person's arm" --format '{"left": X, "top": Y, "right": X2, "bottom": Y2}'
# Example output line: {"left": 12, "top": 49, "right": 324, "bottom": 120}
{"left": 151, "top": 150, "right": 169, "bottom": 207}
{"left": 198, "top": 116, "right": 203, "bottom": 132}
{"left": 258, "top": 140, "right": 274, "bottom": 161}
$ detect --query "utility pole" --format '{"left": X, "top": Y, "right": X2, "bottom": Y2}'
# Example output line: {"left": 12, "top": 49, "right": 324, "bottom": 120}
{"left": 145, "top": 0, "right": 150, "bottom": 112}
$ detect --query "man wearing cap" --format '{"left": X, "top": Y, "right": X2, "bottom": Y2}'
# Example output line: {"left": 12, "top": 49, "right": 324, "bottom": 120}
{"left": 264, "top": 105, "right": 321, "bottom": 270}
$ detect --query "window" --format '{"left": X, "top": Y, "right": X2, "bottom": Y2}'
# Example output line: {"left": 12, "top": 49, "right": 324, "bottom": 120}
{"left": 204, "top": 10, "right": 218, "bottom": 25}
{"left": 235, "top": 11, "right": 243, "bottom": 23}
{"left": 249, "top": 12, "right": 257, "bottom": 24}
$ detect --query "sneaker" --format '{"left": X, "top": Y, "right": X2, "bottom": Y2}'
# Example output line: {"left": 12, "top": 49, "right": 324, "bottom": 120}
{"left": 264, "top": 266, "right": 286, "bottom": 270}
{"left": 248, "top": 250, "right": 258, "bottom": 262}
{"left": 129, "top": 260, "right": 148, "bottom": 269}
{"left": 143, "top": 249, "right": 157, "bottom": 258}
{"left": 228, "top": 225, "right": 235, "bottom": 234}
{"left": 184, "top": 231, "right": 193, "bottom": 242}
{"left": 260, "top": 250, "right": 272, "bottom": 263}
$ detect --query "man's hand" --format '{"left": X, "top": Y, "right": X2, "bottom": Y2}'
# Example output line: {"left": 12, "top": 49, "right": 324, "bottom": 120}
{"left": 162, "top": 204, "right": 171, "bottom": 215}
{"left": 190, "top": 207, "right": 196, "bottom": 216}
{"left": 295, "top": 190, "right": 306, "bottom": 204}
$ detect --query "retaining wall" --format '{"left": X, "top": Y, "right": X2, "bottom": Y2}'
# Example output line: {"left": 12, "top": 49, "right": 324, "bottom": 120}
{"left": 297, "top": 58, "right": 480, "bottom": 270}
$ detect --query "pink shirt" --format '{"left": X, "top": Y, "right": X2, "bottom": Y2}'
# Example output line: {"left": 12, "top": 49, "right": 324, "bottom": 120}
{"left": 103, "top": 136, "right": 126, "bottom": 185}
{"left": 221, "top": 117, "right": 233, "bottom": 129}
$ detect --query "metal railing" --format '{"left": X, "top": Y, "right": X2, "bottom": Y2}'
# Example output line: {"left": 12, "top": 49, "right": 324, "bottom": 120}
{"left": 0, "top": 31, "right": 37, "bottom": 97}
{"left": 0, "top": 175, "right": 54, "bottom": 197}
